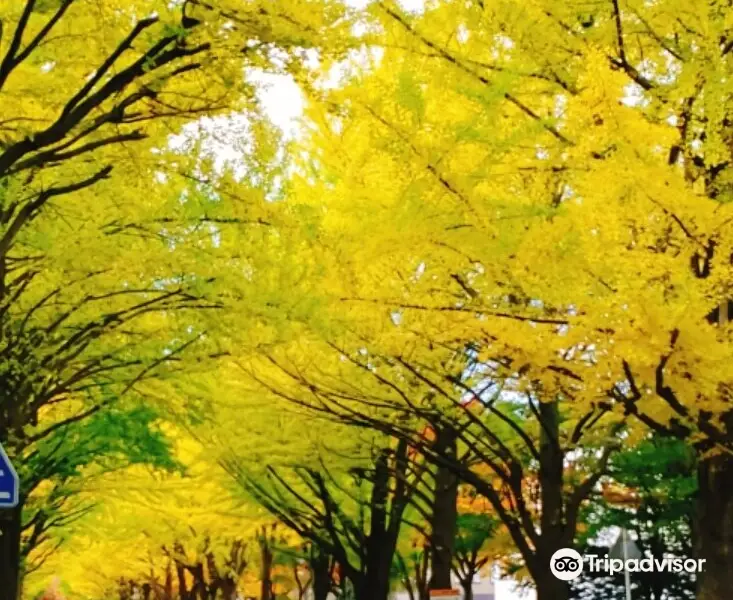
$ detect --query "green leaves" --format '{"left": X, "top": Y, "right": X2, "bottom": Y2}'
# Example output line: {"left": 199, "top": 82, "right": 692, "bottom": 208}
{"left": 455, "top": 512, "right": 498, "bottom": 555}
{"left": 25, "top": 402, "right": 180, "bottom": 486}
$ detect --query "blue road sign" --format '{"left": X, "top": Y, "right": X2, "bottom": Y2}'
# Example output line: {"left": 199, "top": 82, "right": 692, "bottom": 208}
{"left": 0, "top": 443, "right": 19, "bottom": 508}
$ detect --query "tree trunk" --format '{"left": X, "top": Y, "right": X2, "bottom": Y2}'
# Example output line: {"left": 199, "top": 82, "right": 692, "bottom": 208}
{"left": 534, "top": 572, "right": 569, "bottom": 600}
{"left": 293, "top": 563, "right": 306, "bottom": 600}
{"left": 395, "top": 553, "right": 416, "bottom": 600}
{"left": 416, "top": 546, "right": 430, "bottom": 600}
{"left": 259, "top": 532, "right": 274, "bottom": 600}
{"left": 360, "top": 562, "right": 391, "bottom": 600}
{"left": 189, "top": 563, "right": 208, "bottom": 600}
{"left": 359, "top": 451, "right": 391, "bottom": 600}
{"left": 363, "top": 450, "right": 391, "bottom": 600}
{"left": 220, "top": 579, "right": 238, "bottom": 600}
{"left": 459, "top": 577, "right": 473, "bottom": 600}
{"left": 164, "top": 562, "right": 174, "bottom": 600}
{"left": 0, "top": 503, "right": 23, "bottom": 600}
{"left": 695, "top": 451, "right": 733, "bottom": 600}
{"left": 310, "top": 550, "right": 332, "bottom": 600}
{"left": 534, "top": 400, "right": 574, "bottom": 600}
{"left": 172, "top": 543, "right": 190, "bottom": 600}
{"left": 538, "top": 401, "right": 565, "bottom": 545}
{"left": 428, "top": 425, "right": 458, "bottom": 591}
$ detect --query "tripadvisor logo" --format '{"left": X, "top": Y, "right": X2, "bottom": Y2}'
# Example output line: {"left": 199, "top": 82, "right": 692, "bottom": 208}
{"left": 550, "top": 549, "right": 583, "bottom": 581}
{"left": 549, "top": 548, "right": 706, "bottom": 581}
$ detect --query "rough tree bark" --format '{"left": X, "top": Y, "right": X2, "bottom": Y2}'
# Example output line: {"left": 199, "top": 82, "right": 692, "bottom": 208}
{"left": 532, "top": 400, "right": 570, "bottom": 600}
{"left": 360, "top": 449, "right": 399, "bottom": 600}
{"left": 428, "top": 425, "right": 459, "bottom": 592}
{"left": 0, "top": 502, "right": 23, "bottom": 600}
{"left": 309, "top": 548, "right": 333, "bottom": 600}
{"left": 458, "top": 579, "right": 473, "bottom": 600}
{"left": 695, "top": 448, "right": 733, "bottom": 600}
{"left": 258, "top": 526, "right": 275, "bottom": 600}
{"left": 533, "top": 571, "right": 570, "bottom": 600}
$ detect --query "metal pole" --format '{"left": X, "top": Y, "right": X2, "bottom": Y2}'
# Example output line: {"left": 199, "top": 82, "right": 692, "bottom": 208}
{"left": 623, "top": 529, "right": 632, "bottom": 600}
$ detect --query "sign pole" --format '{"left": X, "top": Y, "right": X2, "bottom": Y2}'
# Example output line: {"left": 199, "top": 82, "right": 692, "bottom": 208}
{"left": 622, "top": 529, "right": 632, "bottom": 600}
{"left": 0, "top": 442, "right": 19, "bottom": 508}
{"left": 0, "top": 442, "right": 20, "bottom": 600}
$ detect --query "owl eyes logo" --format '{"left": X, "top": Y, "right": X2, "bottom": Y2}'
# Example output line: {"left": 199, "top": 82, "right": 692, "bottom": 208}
{"left": 550, "top": 548, "right": 584, "bottom": 581}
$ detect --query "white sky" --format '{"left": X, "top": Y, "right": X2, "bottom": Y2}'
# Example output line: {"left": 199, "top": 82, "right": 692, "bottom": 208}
{"left": 253, "top": 0, "right": 425, "bottom": 137}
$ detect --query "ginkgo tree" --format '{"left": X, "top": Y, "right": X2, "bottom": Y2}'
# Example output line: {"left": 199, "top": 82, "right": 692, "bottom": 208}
{"left": 242, "top": 330, "right": 624, "bottom": 600}
{"left": 265, "top": 0, "right": 733, "bottom": 598}
{"left": 208, "top": 355, "right": 419, "bottom": 600}
{"left": 5, "top": 0, "right": 731, "bottom": 599}
{"left": 26, "top": 423, "right": 273, "bottom": 600}
{"left": 0, "top": 0, "right": 354, "bottom": 597}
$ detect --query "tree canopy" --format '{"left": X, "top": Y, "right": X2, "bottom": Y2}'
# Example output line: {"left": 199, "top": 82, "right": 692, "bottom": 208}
{"left": 1, "top": 1, "right": 731, "bottom": 600}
